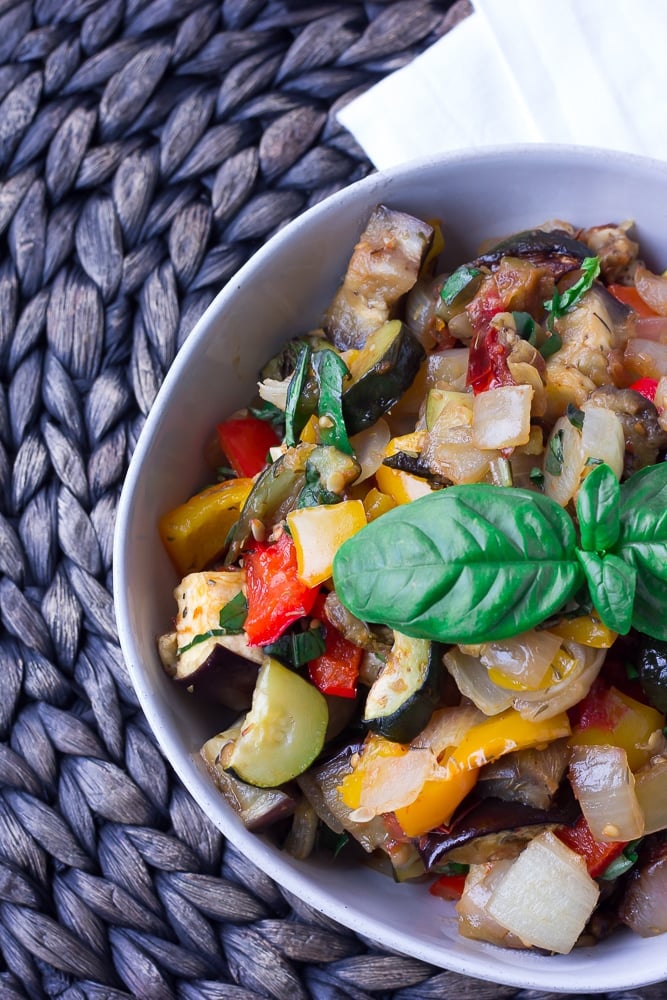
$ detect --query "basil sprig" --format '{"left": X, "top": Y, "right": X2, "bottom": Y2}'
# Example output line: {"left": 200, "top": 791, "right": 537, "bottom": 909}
{"left": 543, "top": 255, "right": 600, "bottom": 330}
{"left": 332, "top": 461, "right": 667, "bottom": 645}
{"left": 177, "top": 592, "right": 248, "bottom": 655}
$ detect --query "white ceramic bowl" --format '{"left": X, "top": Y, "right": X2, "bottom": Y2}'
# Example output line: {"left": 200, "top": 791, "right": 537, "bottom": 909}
{"left": 114, "top": 145, "right": 667, "bottom": 993}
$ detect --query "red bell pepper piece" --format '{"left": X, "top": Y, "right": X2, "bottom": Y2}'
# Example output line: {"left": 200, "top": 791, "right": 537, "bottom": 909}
{"left": 465, "top": 277, "right": 515, "bottom": 394}
{"left": 429, "top": 872, "right": 467, "bottom": 901}
{"left": 244, "top": 532, "right": 319, "bottom": 646}
{"left": 217, "top": 416, "right": 280, "bottom": 478}
{"left": 556, "top": 815, "right": 627, "bottom": 878}
{"left": 308, "top": 592, "right": 362, "bottom": 699}
{"left": 608, "top": 284, "right": 658, "bottom": 319}
{"left": 628, "top": 377, "right": 659, "bottom": 402}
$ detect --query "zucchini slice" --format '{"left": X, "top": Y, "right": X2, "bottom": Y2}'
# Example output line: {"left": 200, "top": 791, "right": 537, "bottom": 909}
{"left": 222, "top": 657, "right": 329, "bottom": 787}
{"left": 363, "top": 632, "right": 442, "bottom": 743}
{"left": 343, "top": 320, "right": 425, "bottom": 435}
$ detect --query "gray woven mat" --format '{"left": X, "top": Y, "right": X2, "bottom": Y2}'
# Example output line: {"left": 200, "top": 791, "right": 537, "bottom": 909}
{"left": 1, "top": 2, "right": 667, "bottom": 998}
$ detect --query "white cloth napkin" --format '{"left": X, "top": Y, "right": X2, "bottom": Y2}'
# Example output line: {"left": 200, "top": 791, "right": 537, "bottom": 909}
{"left": 338, "top": 0, "right": 667, "bottom": 168}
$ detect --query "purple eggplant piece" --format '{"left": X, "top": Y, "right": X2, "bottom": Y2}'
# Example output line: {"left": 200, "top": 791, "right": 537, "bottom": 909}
{"left": 418, "top": 788, "right": 580, "bottom": 872}
{"left": 175, "top": 644, "right": 259, "bottom": 711}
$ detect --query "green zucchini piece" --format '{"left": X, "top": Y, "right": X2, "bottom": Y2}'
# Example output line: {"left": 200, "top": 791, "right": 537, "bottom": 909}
{"left": 342, "top": 320, "right": 425, "bottom": 435}
{"left": 363, "top": 632, "right": 442, "bottom": 743}
{"left": 222, "top": 657, "right": 329, "bottom": 787}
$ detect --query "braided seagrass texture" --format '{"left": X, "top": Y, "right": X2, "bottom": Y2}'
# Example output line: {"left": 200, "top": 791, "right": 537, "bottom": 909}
{"left": 1, "top": 1, "right": 666, "bottom": 998}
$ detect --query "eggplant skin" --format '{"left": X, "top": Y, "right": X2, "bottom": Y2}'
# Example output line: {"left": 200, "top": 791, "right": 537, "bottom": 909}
{"left": 474, "top": 228, "right": 590, "bottom": 275}
{"left": 175, "top": 645, "right": 259, "bottom": 712}
{"left": 418, "top": 788, "right": 580, "bottom": 871}
{"left": 325, "top": 205, "right": 433, "bottom": 350}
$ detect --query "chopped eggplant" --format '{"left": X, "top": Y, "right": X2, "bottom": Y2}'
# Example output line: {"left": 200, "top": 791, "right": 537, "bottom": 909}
{"left": 545, "top": 285, "right": 631, "bottom": 390}
{"left": 168, "top": 570, "right": 262, "bottom": 710}
{"left": 224, "top": 443, "right": 315, "bottom": 564}
{"left": 363, "top": 632, "right": 442, "bottom": 743}
{"left": 585, "top": 386, "right": 667, "bottom": 477}
{"left": 325, "top": 205, "right": 433, "bottom": 350}
{"left": 474, "top": 228, "right": 590, "bottom": 276}
{"left": 475, "top": 739, "right": 570, "bottom": 811}
{"left": 419, "top": 788, "right": 580, "bottom": 871}
{"left": 221, "top": 657, "right": 329, "bottom": 788}
{"left": 632, "top": 635, "right": 667, "bottom": 713}
{"left": 579, "top": 222, "right": 639, "bottom": 284}
{"left": 201, "top": 727, "right": 296, "bottom": 830}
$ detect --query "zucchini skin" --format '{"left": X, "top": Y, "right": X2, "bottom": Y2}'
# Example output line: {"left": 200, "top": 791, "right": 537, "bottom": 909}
{"left": 364, "top": 636, "right": 443, "bottom": 744}
{"left": 343, "top": 322, "right": 425, "bottom": 436}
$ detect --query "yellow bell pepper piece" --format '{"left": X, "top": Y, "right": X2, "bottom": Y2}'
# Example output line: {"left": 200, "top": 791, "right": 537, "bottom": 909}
{"left": 394, "top": 761, "right": 479, "bottom": 837}
{"left": 363, "top": 487, "right": 397, "bottom": 521}
{"left": 448, "top": 708, "right": 571, "bottom": 771}
{"left": 287, "top": 499, "right": 367, "bottom": 587}
{"left": 299, "top": 414, "right": 319, "bottom": 444}
{"left": 570, "top": 687, "right": 665, "bottom": 772}
{"left": 548, "top": 614, "right": 618, "bottom": 649}
{"left": 159, "top": 477, "right": 253, "bottom": 575}
{"left": 375, "top": 432, "right": 431, "bottom": 505}
{"left": 338, "top": 734, "right": 403, "bottom": 810}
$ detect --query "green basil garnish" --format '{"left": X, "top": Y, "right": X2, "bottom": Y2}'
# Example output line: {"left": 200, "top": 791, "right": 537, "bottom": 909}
{"left": 545, "top": 429, "right": 565, "bottom": 476}
{"left": 543, "top": 255, "right": 600, "bottom": 330}
{"left": 263, "top": 626, "right": 326, "bottom": 668}
{"left": 332, "top": 462, "right": 667, "bottom": 645}
{"left": 177, "top": 593, "right": 247, "bottom": 654}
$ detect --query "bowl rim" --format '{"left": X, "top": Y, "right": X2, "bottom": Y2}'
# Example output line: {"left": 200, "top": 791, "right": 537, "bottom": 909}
{"left": 113, "top": 142, "right": 667, "bottom": 993}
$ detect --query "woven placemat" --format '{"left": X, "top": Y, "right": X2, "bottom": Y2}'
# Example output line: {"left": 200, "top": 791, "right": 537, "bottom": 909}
{"left": 1, "top": 2, "right": 667, "bottom": 998}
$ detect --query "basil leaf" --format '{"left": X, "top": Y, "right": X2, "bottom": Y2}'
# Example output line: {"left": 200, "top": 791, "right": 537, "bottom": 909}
{"left": 545, "top": 429, "right": 564, "bottom": 476}
{"left": 332, "top": 485, "right": 584, "bottom": 645}
{"left": 538, "top": 329, "right": 562, "bottom": 358}
{"left": 512, "top": 311, "right": 537, "bottom": 344}
{"left": 566, "top": 403, "right": 585, "bottom": 430}
{"left": 615, "top": 462, "right": 667, "bottom": 640}
{"left": 576, "top": 462, "right": 620, "bottom": 553}
{"left": 543, "top": 256, "right": 601, "bottom": 328}
{"left": 264, "top": 626, "right": 326, "bottom": 668}
{"left": 284, "top": 342, "right": 312, "bottom": 447}
{"left": 218, "top": 592, "right": 247, "bottom": 632}
{"left": 440, "top": 265, "right": 481, "bottom": 306}
{"left": 576, "top": 549, "right": 635, "bottom": 635}
{"left": 312, "top": 349, "right": 353, "bottom": 455}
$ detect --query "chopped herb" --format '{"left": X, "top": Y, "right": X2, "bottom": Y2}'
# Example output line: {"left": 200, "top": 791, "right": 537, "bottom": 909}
{"left": 177, "top": 593, "right": 247, "bottom": 654}
{"left": 545, "top": 429, "right": 565, "bottom": 476}
{"left": 625, "top": 660, "right": 640, "bottom": 680}
{"left": 312, "top": 349, "right": 353, "bottom": 455}
{"left": 216, "top": 465, "right": 237, "bottom": 481}
{"left": 585, "top": 456, "right": 604, "bottom": 467}
{"left": 543, "top": 256, "right": 601, "bottom": 331}
{"left": 599, "top": 840, "right": 642, "bottom": 881}
{"left": 513, "top": 310, "right": 537, "bottom": 344}
{"left": 436, "top": 861, "right": 470, "bottom": 876}
{"left": 264, "top": 625, "right": 326, "bottom": 669}
{"left": 529, "top": 467, "right": 545, "bottom": 489}
{"left": 218, "top": 591, "right": 248, "bottom": 632}
{"left": 249, "top": 401, "right": 285, "bottom": 433}
{"left": 538, "top": 329, "right": 562, "bottom": 358}
{"left": 566, "top": 403, "right": 585, "bottom": 430}
{"left": 440, "top": 265, "right": 481, "bottom": 306}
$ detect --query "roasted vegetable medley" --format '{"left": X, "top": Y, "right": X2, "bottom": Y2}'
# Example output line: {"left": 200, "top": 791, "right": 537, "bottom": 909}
{"left": 158, "top": 206, "right": 667, "bottom": 955}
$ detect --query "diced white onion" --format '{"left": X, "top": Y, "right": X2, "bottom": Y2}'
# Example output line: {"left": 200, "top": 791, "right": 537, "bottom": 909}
{"left": 350, "top": 419, "right": 391, "bottom": 483}
{"left": 630, "top": 316, "right": 667, "bottom": 342}
{"left": 444, "top": 648, "right": 514, "bottom": 716}
{"left": 634, "top": 756, "right": 667, "bottom": 835}
{"left": 569, "top": 744, "right": 644, "bottom": 842}
{"left": 635, "top": 263, "right": 667, "bottom": 316}
{"left": 486, "top": 831, "right": 600, "bottom": 954}
{"left": 543, "top": 406, "right": 624, "bottom": 508}
{"left": 624, "top": 337, "right": 667, "bottom": 379}
{"left": 513, "top": 644, "right": 604, "bottom": 721}
{"left": 258, "top": 376, "right": 290, "bottom": 409}
{"left": 411, "top": 704, "right": 485, "bottom": 757}
{"left": 349, "top": 748, "right": 442, "bottom": 821}
{"left": 456, "top": 862, "right": 526, "bottom": 948}
{"left": 422, "top": 424, "right": 498, "bottom": 485}
{"left": 425, "top": 348, "right": 470, "bottom": 389}
{"left": 479, "top": 629, "right": 563, "bottom": 691}
{"left": 472, "top": 384, "right": 534, "bottom": 450}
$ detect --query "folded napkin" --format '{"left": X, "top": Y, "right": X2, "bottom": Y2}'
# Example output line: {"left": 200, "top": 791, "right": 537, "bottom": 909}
{"left": 338, "top": 0, "right": 667, "bottom": 168}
